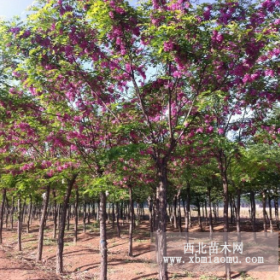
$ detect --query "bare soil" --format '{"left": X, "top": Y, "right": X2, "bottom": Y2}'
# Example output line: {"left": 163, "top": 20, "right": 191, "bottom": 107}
{"left": 0, "top": 218, "right": 279, "bottom": 280}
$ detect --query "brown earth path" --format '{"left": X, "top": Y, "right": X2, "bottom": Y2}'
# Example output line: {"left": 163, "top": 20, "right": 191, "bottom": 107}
{"left": 0, "top": 247, "right": 59, "bottom": 280}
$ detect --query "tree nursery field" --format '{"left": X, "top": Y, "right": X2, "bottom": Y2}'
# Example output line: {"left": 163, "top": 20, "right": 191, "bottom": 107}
{"left": 0, "top": 0, "right": 280, "bottom": 280}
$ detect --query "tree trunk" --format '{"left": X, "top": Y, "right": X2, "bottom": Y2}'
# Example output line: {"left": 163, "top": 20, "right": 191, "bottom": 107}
{"left": 204, "top": 199, "right": 208, "bottom": 226}
{"left": 56, "top": 175, "right": 77, "bottom": 274}
{"left": 21, "top": 201, "right": 26, "bottom": 224}
{"left": 178, "top": 197, "right": 182, "bottom": 233}
{"left": 26, "top": 196, "right": 32, "bottom": 233}
{"left": 83, "top": 201, "right": 86, "bottom": 233}
{"left": 156, "top": 164, "right": 168, "bottom": 280}
{"left": 116, "top": 202, "right": 121, "bottom": 237}
{"left": 197, "top": 200, "right": 202, "bottom": 231}
{"left": 218, "top": 152, "right": 230, "bottom": 280}
{"left": 112, "top": 203, "right": 115, "bottom": 229}
{"left": 11, "top": 196, "right": 14, "bottom": 230}
{"left": 236, "top": 187, "right": 241, "bottom": 242}
{"left": 221, "top": 172, "right": 229, "bottom": 232}
{"left": 100, "top": 191, "right": 107, "bottom": 280}
{"left": 168, "top": 204, "right": 172, "bottom": 226}
{"left": 37, "top": 185, "right": 51, "bottom": 262}
{"left": 185, "top": 182, "right": 191, "bottom": 232}
{"left": 173, "top": 194, "right": 177, "bottom": 229}
{"left": 97, "top": 200, "right": 100, "bottom": 221}
{"left": 136, "top": 202, "right": 140, "bottom": 223}
{"left": 250, "top": 191, "right": 256, "bottom": 231}
{"left": 87, "top": 203, "right": 91, "bottom": 224}
{"left": 207, "top": 187, "right": 213, "bottom": 238}
{"left": 274, "top": 195, "right": 279, "bottom": 229}
{"left": 230, "top": 196, "right": 234, "bottom": 224}
{"left": 0, "top": 188, "right": 7, "bottom": 244}
{"left": 236, "top": 188, "right": 241, "bottom": 231}
{"left": 268, "top": 195, "right": 273, "bottom": 232}
{"left": 67, "top": 205, "right": 71, "bottom": 231}
{"left": 213, "top": 202, "right": 217, "bottom": 224}
{"left": 5, "top": 196, "right": 9, "bottom": 229}
{"left": 262, "top": 190, "right": 267, "bottom": 236}
{"left": 92, "top": 202, "right": 95, "bottom": 220}
{"left": 128, "top": 186, "right": 133, "bottom": 257}
{"left": 120, "top": 201, "right": 124, "bottom": 224}
{"left": 148, "top": 196, "right": 153, "bottom": 232}
{"left": 74, "top": 188, "right": 79, "bottom": 243}
{"left": 153, "top": 193, "right": 158, "bottom": 231}
{"left": 250, "top": 191, "right": 257, "bottom": 242}
{"left": 53, "top": 190, "right": 58, "bottom": 239}
{"left": 17, "top": 198, "right": 22, "bottom": 251}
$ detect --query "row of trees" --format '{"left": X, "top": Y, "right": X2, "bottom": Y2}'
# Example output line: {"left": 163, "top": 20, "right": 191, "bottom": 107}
{"left": 0, "top": 0, "right": 280, "bottom": 279}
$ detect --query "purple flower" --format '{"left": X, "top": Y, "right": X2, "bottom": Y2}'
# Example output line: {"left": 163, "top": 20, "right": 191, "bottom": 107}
{"left": 22, "top": 30, "right": 31, "bottom": 38}
{"left": 115, "top": 7, "right": 125, "bottom": 14}
{"left": 10, "top": 27, "right": 21, "bottom": 34}
{"left": 173, "top": 71, "right": 182, "bottom": 78}
{"left": 218, "top": 128, "right": 224, "bottom": 135}
{"left": 264, "top": 69, "right": 274, "bottom": 77}
{"left": 250, "top": 73, "right": 259, "bottom": 81}
{"left": 203, "top": 9, "right": 211, "bottom": 20}
{"left": 207, "top": 126, "right": 214, "bottom": 133}
{"left": 109, "top": 11, "right": 114, "bottom": 18}
{"left": 152, "top": 0, "right": 159, "bottom": 9}
{"left": 242, "top": 74, "right": 251, "bottom": 83}
{"left": 163, "top": 40, "right": 174, "bottom": 52}
{"left": 196, "top": 127, "right": 204, "bottom": 134}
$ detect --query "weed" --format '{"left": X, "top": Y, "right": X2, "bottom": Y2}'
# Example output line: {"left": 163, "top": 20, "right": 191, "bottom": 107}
{"left": 185, "top": 271, "right": 194, "bottom": 277}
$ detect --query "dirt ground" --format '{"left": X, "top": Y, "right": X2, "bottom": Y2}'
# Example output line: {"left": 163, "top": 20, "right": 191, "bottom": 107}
{"left": 0, "top": 218, "right": 279, "bottom": 280}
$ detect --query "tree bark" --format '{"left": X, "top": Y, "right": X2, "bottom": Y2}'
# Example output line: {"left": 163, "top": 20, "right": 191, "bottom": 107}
{"left": 116, "top": 202, "right": 121, "bottom": 237}
{"left": 250, "top": 191, "right": 257, "bottom": 242}
{"left": 250, "top": 191, "right": 256, "bottom": 231}
{"left": 87, "top": 203, "right": 91, "bottom": 224}
{"left": 74, "top": 188, "right": 79, "bottom": 243}
{"left": 148, "top": 196, "right": 153, "bottom": 232}
{"left": 17, "top": 198, "right": 22, "bottom": 251}
{"left": 274, "top": 195, "right": 279, "bottom": 229}
{"left": 53, "top": 190, "right": 58, "bottom": 239}
{"left": 67, "top": 205, "right": 71, "bottom": 231}
{"left": 218, "top": 151, "right": 230, "bottom": 280}
{"left": 178, "top": 197, "right": 182, "bottom": 233}
{"left": 37, "top": 185, "right": 51, "bottom": 261}
{"left": 185, "top": 182, "right": 191, "bottom": 233}
{"left": 262, "top": 190, "right": 267, "bottom": 236}
{"left": 0, "top": 188, "right": 7, "bottom": 244}
{"left": 128, "top": 186, "right": 133, "bottom": 257}
{"left": 221, "top": 171, "right": 229, "bottom": 232}
{"left": 99, "top": 191, "right": 107, "bottom": 280}
{"left": 112, "top": 203, "right": 115, "bottom": 229}
{"left": 26, "top": 196, "right": 32, "bottom": 233}
{"left": 11, "top": 196, "right": 14, "bottom": 230}
{"left": 56, "top": 174, "right": 77, "bottom": 274}
{"left": 207, "top": 186, "right": 213, "bottom": 239}
{"left": 236, "top": 187, "right": 241, "bottom": 241}
{"left": 268, "top": 194, "right": 273, "bottom": 232}
{"left": 97, "top": 200, "right": 100, "bottom": 221}
{"left": 21, "top": 201, "right": 26, "bottom": 224}
{"left": 83, "top": 201, "right": 86, "bottom": 233}
{"left": 197, "top": 199, "right": 202, "bottom": 231}
{"left": 156, "top": 164, "right": 168, "bottom": 280}
{"left": 172, "top": 194, "right": 177, "bottom": 229}
{"left": 5, "top": 196, "right": 9, "bottom": 229}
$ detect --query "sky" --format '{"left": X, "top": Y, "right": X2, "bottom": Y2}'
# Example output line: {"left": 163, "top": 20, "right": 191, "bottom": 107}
{"left": 0, "top": 0, "right": 35, "bottom": 19}
{"left": 0, "top": 0, "right": 139, "bottom": 19}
